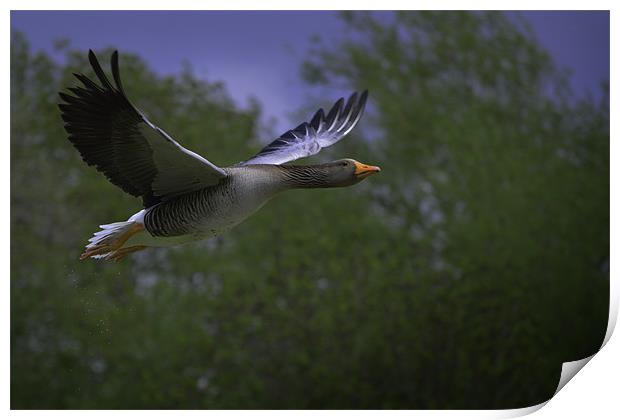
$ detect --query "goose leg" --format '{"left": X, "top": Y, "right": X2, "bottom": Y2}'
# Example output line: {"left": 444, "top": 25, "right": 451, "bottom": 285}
{"left": 108, "top": 245, "right": 148, "bottom": 262}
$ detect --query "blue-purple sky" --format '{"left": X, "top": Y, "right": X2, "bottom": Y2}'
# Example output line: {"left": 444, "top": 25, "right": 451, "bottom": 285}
{"left": 11, "top": 11, "right": 609, "bottom": 133}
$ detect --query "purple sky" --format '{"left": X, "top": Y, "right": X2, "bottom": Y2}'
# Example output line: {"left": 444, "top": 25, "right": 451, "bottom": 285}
{"left": 11, "top": 11, "right": 609, "bottom": 134}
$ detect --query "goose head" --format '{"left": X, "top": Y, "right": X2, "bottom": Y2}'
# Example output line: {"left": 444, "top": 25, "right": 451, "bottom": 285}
{"left": 324, "top": 158, "right": 381, "bottom": 187}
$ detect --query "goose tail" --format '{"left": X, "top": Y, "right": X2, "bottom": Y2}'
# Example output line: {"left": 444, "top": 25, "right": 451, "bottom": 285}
{"left": 80, "top": 219, "right": 146, "bottom": 261}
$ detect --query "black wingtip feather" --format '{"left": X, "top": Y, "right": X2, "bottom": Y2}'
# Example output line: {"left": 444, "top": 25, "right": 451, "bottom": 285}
{"left": 111, "top": 50, "right": 125, "bottom": 93}
{"left": 88, "top": 50, "right": 113, "bottom": 90}
{"left": 359, "top": 90, "right": 369, "bottom": 106}
{"left": 357, "top": 90, "right": 369, "bottom": 116}
{"left": 342, "top": 92, "right": 359, "bottom": 117}
{"left": 325, "top": 97, "right": 344, "bottom": 130}
{"left": 74, "top": 73, "right": 101, "bottom": 91}
{"left": 58, "top": 92, "right": 74, "bottom": 103}
{"left": 310, "top": 108, "right": 324, "bottom": 130}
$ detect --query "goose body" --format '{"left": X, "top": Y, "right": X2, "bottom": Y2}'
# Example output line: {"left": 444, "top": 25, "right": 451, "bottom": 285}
{"left": 126, "top": 165, "right": 286, "bottom": 247}
{"left": 59, "top": 51, "right": 380, "bottom": 261}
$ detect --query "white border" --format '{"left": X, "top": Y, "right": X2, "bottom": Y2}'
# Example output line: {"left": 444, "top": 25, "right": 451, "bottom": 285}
{"left": 4, "top": 1, "right": 616, "bottom": 418}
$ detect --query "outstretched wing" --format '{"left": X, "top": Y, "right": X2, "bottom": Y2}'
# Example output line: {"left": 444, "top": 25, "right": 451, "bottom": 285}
{"left": 241, "top": 90, "right": 368, "bottom": 165}
{"left": 59, "top": 50, "right": 227, "bottom": 208}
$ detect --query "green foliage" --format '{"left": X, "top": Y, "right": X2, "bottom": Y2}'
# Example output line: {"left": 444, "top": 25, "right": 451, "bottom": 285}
{"left": 11, "top": 11, "right": 609, "bottom": 409}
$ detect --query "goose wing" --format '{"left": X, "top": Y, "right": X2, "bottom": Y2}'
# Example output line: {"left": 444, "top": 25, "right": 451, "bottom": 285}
{"left": 59, "top": 50, "right": 227, "bottom": 208}
{"left": 241, "top": 90, "right": 368, "bottom": 165}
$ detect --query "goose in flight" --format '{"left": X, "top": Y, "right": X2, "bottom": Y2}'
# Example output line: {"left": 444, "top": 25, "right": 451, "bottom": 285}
{"left": 59, "top": 50, "right": 380, "bottom": 261}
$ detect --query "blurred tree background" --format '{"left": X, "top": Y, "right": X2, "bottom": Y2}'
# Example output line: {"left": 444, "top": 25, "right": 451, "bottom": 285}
{"left": 11, "top": 11, "right": 608, "bottom": 409}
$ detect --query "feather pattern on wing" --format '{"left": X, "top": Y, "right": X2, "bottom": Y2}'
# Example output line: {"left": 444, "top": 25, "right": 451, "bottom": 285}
{"left": 241, "top": 90, "right": 368, "bottom": 165}
{"left": 59, "top": 50, "right": 227, "bottom": 208}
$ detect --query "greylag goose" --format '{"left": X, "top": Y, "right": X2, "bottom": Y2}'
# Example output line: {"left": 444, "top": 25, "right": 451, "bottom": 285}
{"left": 59, "top": 51, "right": 380, "bottom": 261}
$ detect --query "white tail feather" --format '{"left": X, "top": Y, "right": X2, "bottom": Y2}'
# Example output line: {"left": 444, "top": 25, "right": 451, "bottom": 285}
{"left": 80, "top": 218, "right": 146, "bottom": 261}
{"left": 80, "top": 210, "right": 147, "bottom": 261}
{"left": 85, "top": 221, "right": 135, "bottom": 249}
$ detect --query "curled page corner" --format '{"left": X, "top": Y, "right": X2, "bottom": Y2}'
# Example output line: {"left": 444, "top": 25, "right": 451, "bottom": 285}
{"left": 550, "top": 282, "right": 620, "bottom": 396}
{"left": 492, "top": 356, "right": 595, "bottom": 419}
{"left": 495, "top": 289, "right": 617, "bottom": 418}
{"left": 539, "top": 278, "right": 617, "bottom": 410}
{"left": 553, "top": 355, "right": 595, "bottom": 396}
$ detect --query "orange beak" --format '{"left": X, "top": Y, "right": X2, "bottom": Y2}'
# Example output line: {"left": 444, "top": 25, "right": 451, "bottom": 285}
{"left": 354, "top": 161, "right": 381, "bottom": 179}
